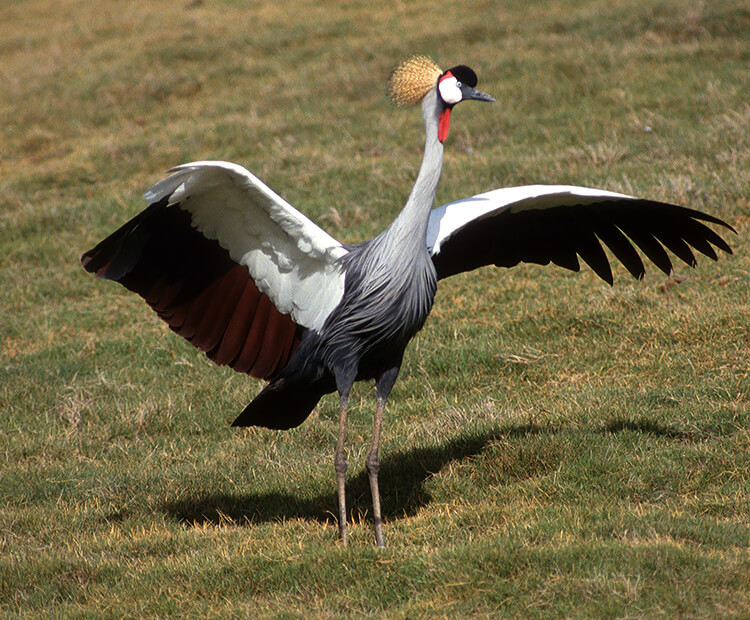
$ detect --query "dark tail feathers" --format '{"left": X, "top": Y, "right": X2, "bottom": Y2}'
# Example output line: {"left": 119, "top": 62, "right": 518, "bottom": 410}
{"left": 232, "top": 375, "right": 335, "bottom": 430}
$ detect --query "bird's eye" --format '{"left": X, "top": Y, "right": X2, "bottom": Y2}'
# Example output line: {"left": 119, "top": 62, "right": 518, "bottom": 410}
{"left": 438, "top": 75, "right": 463, "bottom": 105}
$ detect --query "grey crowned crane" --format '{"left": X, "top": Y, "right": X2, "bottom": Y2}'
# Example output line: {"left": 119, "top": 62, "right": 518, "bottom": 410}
{"left": 82, "top": 55, "right": 734, "bottom": 547}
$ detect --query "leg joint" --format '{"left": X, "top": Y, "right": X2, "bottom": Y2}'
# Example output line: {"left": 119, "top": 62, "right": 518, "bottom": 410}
{"left": 334, "top": 451, "right": 348, "bottom": 476}
{"left": 365, "top": 451, "right": 380, "bottom": 475}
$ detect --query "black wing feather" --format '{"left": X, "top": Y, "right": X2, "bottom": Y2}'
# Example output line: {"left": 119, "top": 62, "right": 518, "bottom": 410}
{"left": 431, "top": 196, "right": 734, "bottom": 283}
{"left": 81, "top": 197, "right": 302, "bottom": 380}
{"left": 587, "top": 209, "right": 646, "bottom": 279}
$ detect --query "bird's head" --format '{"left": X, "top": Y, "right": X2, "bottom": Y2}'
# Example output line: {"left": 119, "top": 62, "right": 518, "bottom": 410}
{"left": 388, "top": 55, "right": 495, "bottom": 143}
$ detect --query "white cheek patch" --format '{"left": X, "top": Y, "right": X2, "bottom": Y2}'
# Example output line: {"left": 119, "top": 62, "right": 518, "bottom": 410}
{"left": 438, "top": 76, "right": 462, "bottom": 105}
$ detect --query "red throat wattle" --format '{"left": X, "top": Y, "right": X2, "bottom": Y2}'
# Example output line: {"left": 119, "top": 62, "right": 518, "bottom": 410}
{"left": 438, "top": 107, "right": 452, "bottom": 143}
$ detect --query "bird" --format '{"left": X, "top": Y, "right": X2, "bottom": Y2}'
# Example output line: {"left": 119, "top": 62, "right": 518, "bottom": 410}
{"left": 81, "top": 55, "right": 734, "bottom": 547}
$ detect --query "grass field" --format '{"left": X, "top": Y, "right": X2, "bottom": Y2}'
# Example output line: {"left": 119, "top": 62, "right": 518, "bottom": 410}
{"left": 2, "top": 0, "right": 749, "bottom": 616}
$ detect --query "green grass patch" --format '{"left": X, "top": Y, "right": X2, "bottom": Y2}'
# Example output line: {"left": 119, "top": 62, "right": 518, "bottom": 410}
{"left": 2, "top": 0, "right": 748, "bottom": 616}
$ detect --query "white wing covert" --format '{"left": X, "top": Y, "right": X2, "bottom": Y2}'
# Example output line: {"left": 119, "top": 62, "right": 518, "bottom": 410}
{"left": 144, "top": 161, "right": 347, "bottom": 331}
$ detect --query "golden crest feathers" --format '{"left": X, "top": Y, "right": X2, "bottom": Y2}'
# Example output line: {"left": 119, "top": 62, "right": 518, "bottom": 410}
{"left": 388, "top": 55, "right": 443, "bottom": 107}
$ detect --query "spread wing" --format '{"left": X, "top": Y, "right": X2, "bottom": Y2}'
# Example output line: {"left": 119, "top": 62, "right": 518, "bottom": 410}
{"left": 427, "top": 185, "right": 734, "bottom": 283}
{"left": 82, "top": 161, "right": 347, "bottom": 380}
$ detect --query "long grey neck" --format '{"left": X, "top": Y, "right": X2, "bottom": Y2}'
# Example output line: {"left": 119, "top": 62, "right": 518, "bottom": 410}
{"left": 383, "top": 89, "right": 444, "bottom": 250}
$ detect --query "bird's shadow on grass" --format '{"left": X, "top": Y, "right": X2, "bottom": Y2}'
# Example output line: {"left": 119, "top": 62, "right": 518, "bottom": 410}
{"left": 161, "top": 424, "right": 537, "bottom": 528}
{"left": 161, "top": 416, "right": 694, "bottom": 528}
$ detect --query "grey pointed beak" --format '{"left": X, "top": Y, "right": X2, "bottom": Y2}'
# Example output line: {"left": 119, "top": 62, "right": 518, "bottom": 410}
{"left": 461, "top": 84, "right": 495, "bottom": 103}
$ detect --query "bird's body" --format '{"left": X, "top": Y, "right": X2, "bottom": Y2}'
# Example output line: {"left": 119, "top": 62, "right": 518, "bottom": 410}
{"left": 82, "top": 56, "right": 734, "bottom": 546}
{"left": 236, "top": 87, "right": 444, "bottom": 432}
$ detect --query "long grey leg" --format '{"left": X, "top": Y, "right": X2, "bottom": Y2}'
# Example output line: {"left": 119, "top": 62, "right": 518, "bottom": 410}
{"left": 366, "top": 395, "right": 387, "bottom": 547}
{"left": 334, "top": 393, "right": 349, "bottom": 545}
{"left": 368, "top": 366, "right": 399, "bottom": 548}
